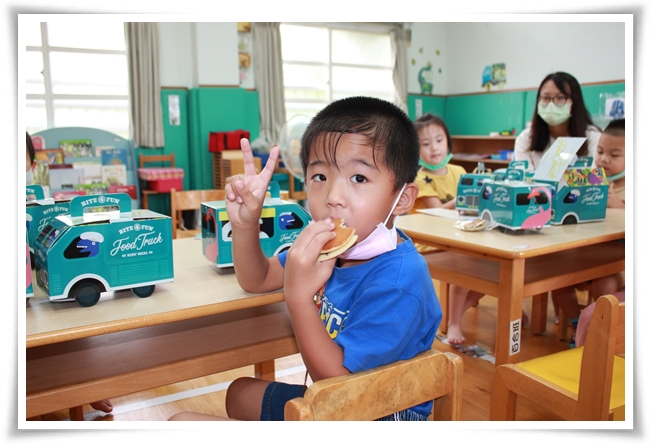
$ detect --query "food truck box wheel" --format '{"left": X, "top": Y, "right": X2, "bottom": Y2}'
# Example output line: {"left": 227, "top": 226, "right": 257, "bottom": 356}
{"left": 132, "top": 285, "right": 155, "bottom": 298}
{"left": 71, "top": 280, "right": 104, "bottom": 307}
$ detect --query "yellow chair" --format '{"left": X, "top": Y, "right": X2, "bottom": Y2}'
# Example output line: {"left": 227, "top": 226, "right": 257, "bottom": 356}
{"left": 284, "top": 349, "right": 463, "bottom": 421}
{"left": 170, "top": 188, "right": 225, "bottom": 239}
{"left": 490, "top": 294, "right": 625, "bottom": 421}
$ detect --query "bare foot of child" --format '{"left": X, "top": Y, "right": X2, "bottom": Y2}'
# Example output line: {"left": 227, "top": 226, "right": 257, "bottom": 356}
{"left": 446, "top": 324, "right": 466, "bottom": 345}
{"left": 90, "top": 399, "right": 113, "bottom": 413}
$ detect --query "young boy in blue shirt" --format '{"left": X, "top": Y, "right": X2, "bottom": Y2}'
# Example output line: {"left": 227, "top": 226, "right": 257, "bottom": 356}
{"left": 170, "top": 96, "right": 442, "bottom": 421}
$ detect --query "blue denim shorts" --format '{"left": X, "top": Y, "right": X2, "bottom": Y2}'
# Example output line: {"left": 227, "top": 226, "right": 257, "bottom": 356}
{"left": 260, "top": 381, "right": 429, "bottom": 421}
{"left": 260, "top": 381, "right": 308, "bottom": 421}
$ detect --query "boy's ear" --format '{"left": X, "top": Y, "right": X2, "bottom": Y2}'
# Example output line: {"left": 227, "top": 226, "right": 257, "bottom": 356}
{"left": 393, "top": 182, "right": 419, "bottom": 216}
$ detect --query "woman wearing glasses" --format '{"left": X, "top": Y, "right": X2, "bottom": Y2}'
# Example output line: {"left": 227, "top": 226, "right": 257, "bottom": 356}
{"left": 514, "top": 72, "right": 601, "bottom": 170}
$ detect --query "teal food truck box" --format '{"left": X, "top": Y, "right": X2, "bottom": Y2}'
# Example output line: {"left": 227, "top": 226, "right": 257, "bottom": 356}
{"left": 456, "top": 161, "right": 530, "bottom": 214}
{"left": 201, "top": 182, "right": 311, "bottom": 267}
{"left": 456, "top": 173, "right": 494, "bottom": 214}
{"left": 478, "top": 168, "right": 553, "bottom": 231}
{"left": 26, "top": 185, "right": 71, "bottom": 255}
{"left": 533, "top": 157, "right": 609, "bottom": 225}
{"left": 33, "top": 193, "right": 174, "bottom": 307}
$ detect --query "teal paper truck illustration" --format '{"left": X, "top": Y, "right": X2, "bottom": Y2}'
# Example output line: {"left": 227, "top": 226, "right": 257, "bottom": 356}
{"left": 479, "top": 169, "right": 552, "bottom": 231}
{"left": 33, "top": 193, "right": 174, "bottom": 307}
{"left": 201, "top": 182, "right": 312, "bottom": 268}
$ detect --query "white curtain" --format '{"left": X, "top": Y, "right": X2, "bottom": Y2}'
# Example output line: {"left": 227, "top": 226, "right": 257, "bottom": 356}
{"left": 392, "top": 24, "right": 410, "bottom": 113}
{"left": 252, "top": 22, "right": 286, "bottom": 145}
{"left": 125, "top": 22, "right": 165, "bottom": 148}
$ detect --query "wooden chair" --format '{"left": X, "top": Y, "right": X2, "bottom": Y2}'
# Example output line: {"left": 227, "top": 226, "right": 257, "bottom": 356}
{"left": 284, "top": 349, "right": 463, "bottom": 421}
{"left": 170, "top": 188, "right": 225, "bottom": 239}
{"left": 139, "top": 153, "right": 176, "bottom": 209}
{"left": 490, "top": 294, "right": 625, "bottom": 421}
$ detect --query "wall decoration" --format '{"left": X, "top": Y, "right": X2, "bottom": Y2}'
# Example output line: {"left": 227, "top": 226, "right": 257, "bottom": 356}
{"left": 238, "top": 26, "right": 253, "bottom": 88}
{"left": 168, "top": 94, "right": 181, "bottom": 126}
{"left": 418, "top": 63, "right": 433, "bottom": 94}
{"left": 482, "top": 63, "right": 507, "bottom": 91}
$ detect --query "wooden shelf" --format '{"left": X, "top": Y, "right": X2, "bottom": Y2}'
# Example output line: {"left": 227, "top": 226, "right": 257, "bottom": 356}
{"left": 450, "top": 135, "right": 516, "bottom": 171}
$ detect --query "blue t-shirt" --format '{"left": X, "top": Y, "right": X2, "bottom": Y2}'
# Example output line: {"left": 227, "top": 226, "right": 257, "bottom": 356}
{"left": 278, "top": 229, "right": 442, "bottom": 417}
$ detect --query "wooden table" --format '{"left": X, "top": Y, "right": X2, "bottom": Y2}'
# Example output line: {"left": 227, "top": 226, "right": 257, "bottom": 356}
{"left": 25, "top": 238, "right": 297, "bottom": 419}
{"left": 396, "top": 208, "right": 625, "bottom": 367}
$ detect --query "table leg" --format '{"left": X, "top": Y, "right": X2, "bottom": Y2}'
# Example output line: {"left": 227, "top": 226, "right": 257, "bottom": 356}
{"left": 437, "top": 281, "right": 449, "bottom": 334}
{"left": 531, "top": 292, "right": 548, "bottom": 334}
{"left": 69, "top": 406, "right": 84, "bottom": 421}
{"left": 494, "top": 258, "right": 525, "bottom": 367}
{"left": 255, "top": 360, "right": 276, "bottom": 381}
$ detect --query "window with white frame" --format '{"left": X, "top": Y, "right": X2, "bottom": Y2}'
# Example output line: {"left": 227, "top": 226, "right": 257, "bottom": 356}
{"left": 24, "top": 20, "right": 130, "bottom": 139}
{"left": 280, "top": 23, "right": 395, "bottom": 122}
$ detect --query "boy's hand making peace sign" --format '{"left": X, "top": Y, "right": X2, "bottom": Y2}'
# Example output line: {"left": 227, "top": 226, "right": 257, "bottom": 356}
{"left": 225, "top": 138, "right": 280, "bottom": 229}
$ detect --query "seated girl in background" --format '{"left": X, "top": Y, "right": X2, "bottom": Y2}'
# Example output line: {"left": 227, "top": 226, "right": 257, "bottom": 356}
{"left": 412, "top": 113, "right": 466, "bottom": 212}
{"left": 411, "top": 114, "right": 486, "bottom": 344}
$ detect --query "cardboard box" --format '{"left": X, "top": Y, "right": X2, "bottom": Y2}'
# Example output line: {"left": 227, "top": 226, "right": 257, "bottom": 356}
{"left": 33, "top": 193, "right": 174, "bottom": 306}
{"left": 535, "top": 160, "right": 609, "bottom": 225}
{"left": 201, "top": 182, "right": 311, "bottom": 267}
{"left": 26, "top": 185, "right": 71, "bottom": 254}
{"left": 478, "top": 171, "right": 553, "bottom": 231}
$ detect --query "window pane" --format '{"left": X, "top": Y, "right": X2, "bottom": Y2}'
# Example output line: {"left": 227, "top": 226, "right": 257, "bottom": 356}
{"left": 23, "top": 21, "right": 43, "bottom": 47}
{"left": 332, "top": 29, "right": 392, "bottom": 67}
{"left": 25, "top": 51, "right": 45, "bottom": 94}
{"left": 331, "top": 66, "right": 394, "bottom": 99}
{"left": 53, "top": 99, "right": 130, "bottom": 139}
{"left": 285, "top": 103, "right": 326, "bottom": 122}
{"left": 26, "top": 100, "right": 47, "bottom": 136}
{"left": 47, "top": 21, "right": 125, "bottom": 50}
{"left": 50, "top": 52, "right": 129, "bottom": 95}
{"left": 283, "top": 64, "right": 328, "bottom": 102}
{"left": 280, "top": 25, "right": 328, "bottom": 63}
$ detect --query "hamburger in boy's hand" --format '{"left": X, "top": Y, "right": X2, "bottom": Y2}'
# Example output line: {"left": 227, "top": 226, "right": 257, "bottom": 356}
{"left": 317, "top": 219, "right": 358, "bottom": 262}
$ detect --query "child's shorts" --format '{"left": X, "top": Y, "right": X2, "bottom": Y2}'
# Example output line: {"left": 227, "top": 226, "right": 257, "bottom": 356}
{"left": 260, "top": 381, "right": 429, "bottom": 421}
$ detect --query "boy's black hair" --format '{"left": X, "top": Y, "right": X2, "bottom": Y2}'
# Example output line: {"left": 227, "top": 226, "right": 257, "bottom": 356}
{"left": 26, "top": 132, "right": 35, "bottom": 165}
{"left": 414, "top": 113, "right": 453, "bottom": 153}
{"left": 299, "top": 96, "right": 420, "bottom": 192}
{"left": 603, "top": 118, "right": 625, "bottom": 137}
{"left": 529, "top": 72, "right": 594, "bottom": 157}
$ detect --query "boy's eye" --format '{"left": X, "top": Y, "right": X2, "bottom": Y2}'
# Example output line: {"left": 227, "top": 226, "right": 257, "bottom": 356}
{"left": 312, "top": 174, "right": 326, "bottom": 182}
{"left": 350, "top": 174, "right": 367, "bottom": 184}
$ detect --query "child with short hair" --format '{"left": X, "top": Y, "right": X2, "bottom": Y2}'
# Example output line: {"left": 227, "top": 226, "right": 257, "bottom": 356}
{"left": 553, "top": 118, "right": 626, "bottom": 348}
{"left": 169, "top": 96, "right": 442, "bottom": 421}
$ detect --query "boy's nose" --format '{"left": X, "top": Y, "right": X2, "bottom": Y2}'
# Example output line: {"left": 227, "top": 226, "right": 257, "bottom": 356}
{"left": 326, "top": 180, "right": 347, "bottom": 207}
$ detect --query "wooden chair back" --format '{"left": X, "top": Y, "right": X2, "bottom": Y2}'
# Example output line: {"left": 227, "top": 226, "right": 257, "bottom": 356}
{"left": 139, "top": 152, "right": 176, "bottom": 168}
{"left": 170, "top": 188, "right": 225, "bottom": 239}
{"left": 284, "top": 349, "right": 463, "bottom": 421}
{"left": 490, "top": 294, "right": 625, "bottom": 421}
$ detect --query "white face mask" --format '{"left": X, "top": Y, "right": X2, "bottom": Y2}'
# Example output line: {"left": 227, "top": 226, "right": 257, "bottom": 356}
{"left": 537, "top": 102, "right": 572, "bottom": 127}
{"left": 338, "top": 184, "right": 406, "bottom": 261}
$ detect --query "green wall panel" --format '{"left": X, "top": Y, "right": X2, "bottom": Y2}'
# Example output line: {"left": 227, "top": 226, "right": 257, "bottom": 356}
{"left": 188, "top": 88, "right": 260, "bottom": 190}
{"left": 407, "top": 95, "right": 446, "bottom": 120}
{"left": 445, "top": 92, "right": 526, "bottom": 136}
{"left": 408, "top": 81, "right": 625, "bottom": 137}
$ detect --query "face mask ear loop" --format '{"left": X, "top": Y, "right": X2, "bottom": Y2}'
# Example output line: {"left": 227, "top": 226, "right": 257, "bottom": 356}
{"left": 384, "top": 183, "right": 408, "bottom": 227}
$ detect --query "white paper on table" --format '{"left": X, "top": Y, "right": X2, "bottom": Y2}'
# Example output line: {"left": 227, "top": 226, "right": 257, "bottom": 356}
{"left": 416, "top": 208, "right": 475, "bottom": 220}
{"left": 532, "top": 137, "right": 586, "bottom": 182}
